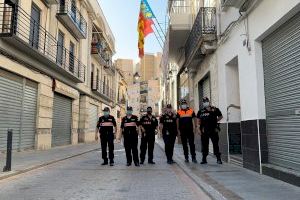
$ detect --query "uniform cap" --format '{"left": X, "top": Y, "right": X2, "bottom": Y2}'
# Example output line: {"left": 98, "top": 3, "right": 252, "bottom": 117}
{"left": 147, "top": 106, "right": 152, "bottom": 110}
{"left": 180, "top": 99, "right": 187, "bottom": 104}
{"left": 203, "top": 97, "right": 210, "bottom": 102}
{"left": 103, "top": 107, "right": 110, "bottom": 112}
{"left": 166, "top": 104, "right": 172, "bottom": 108}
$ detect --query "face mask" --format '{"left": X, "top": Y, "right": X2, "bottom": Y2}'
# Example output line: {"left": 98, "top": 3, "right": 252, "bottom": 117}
{"left": 104, "top": 111, "right": 110, "bottom": 116}
{"left": 203, "top": 102, "right": 210, "bottom": 108}
{"left": 147, "top": 111, "right": 152, "bottom": 115}
{"left": 181, "top": 104, "right": 187, "bottom": 109}
{"left": 127, "top": 111, "right": 133, "bottom": 115}
{"left": 166, "top": 109, "right": 172, "bottom": 113}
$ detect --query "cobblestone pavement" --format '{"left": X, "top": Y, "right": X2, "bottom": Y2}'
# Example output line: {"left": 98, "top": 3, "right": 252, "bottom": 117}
{"left": 0, "top": 143, "right": 211, "bottom": 200}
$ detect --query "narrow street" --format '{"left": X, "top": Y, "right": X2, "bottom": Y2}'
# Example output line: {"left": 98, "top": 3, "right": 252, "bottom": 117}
{"left": 0, "top": 144, "right": 210, "bottom": 200}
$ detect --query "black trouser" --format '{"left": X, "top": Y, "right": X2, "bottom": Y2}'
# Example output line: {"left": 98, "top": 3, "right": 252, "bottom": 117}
{"left": 201, "top": 130, "right": 221, "bottom": 158}
{"left": 100, "top": 131, "right": 114, "bottom": 162}
{"left": 163, "top": 131, "right": 176, "bottom": 161}
{"left": 123, "top": 131, "right": 139, "bottom": 164}
{"left": 140, "top": 132, "right": 155, "bottom": 162}
{"left": 180, "top": 129, "right": 196, "bottom": 159}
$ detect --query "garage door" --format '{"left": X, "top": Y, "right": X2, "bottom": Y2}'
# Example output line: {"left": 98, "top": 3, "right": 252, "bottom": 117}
{"left": 262, "top": 12, "right": 300, "bottom": 171}
{"left": 0, "top": 70, "right": 37, "bottom": 151}
{"left": 52, "top": 93, "right": 72, "bottom": 147}
{"left": 89, "top": 104, "right": 98, "bottom": 132}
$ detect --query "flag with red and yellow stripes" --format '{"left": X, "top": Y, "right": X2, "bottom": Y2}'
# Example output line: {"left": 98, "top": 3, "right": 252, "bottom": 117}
{"left": 138, "top": 0, "right": 155, "bottom": 58}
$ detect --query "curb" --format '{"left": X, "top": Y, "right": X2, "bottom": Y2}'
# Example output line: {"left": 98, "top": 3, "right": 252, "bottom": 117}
{"left": 0, "top": 147, "right": 100, "bottom": 181}
{"left": 156, "top": 140, "right": 227, "bottom": 200}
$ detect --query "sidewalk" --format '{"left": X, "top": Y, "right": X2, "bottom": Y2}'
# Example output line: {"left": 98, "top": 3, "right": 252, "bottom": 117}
{"left": 0, "top": 143, "right": 100, "bottom": 180}
{"left": 156, "top": 139, "right": 300, "bottom": 200}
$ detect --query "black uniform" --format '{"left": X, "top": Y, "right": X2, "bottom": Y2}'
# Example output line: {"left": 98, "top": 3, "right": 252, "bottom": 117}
{"left": 121, "top": 115, "right": 140, "bottom": 165}
{"left": 140, "top": 115, "right": 158, "bottom": 163}
{"left": 97, "top": 115, "right": 117, "bottom": 163}
{"left": 197, "top": 107, "right": 222, "bottom": 158}
{"left": 177, "top": 108, "right": 197, "bottom": 161}
{"left": 160, "top": 112, "right": 177, "bottom": 162}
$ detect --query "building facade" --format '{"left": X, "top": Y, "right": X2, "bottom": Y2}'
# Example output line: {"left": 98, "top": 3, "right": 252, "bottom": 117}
{"left": 115, "top": 58, "right": 134, "bottom": 85}
{"left": 162, "top": 0, "right": 300, "bottom": 185}
{"left": 0, "top": 0, "right": 116, "bottom": 151}
{"left": 139, "top": 53, "right": 162, "bottom": 82}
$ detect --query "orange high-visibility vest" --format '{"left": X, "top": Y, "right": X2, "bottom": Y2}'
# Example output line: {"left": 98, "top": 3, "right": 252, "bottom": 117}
{"left": 177, "top": 109, "right": 194, "bottom": 118}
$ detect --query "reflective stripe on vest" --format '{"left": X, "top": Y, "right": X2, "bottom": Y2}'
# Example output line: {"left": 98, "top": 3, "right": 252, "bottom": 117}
{"left": 100, "top": 122, "right": 114, "bottom": 127}
{"left": 124, "top": 122, "right": 137, "bottom": 127}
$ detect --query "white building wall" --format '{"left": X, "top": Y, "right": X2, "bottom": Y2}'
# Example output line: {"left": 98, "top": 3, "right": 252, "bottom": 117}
{"left": 192, "top": 53, "right": 218, "bottom": 112}
{"left": 217, "top": 0, "right": 300, "bottom": 122}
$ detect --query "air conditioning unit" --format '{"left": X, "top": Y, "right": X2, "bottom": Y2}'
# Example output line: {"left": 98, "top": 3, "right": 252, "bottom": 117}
{"left": 221, "top": 0, "right": 246, "bottom": 8}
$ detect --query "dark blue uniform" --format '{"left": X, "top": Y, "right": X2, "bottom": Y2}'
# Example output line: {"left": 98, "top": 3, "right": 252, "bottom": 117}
{"left": 140, "top": 115, "right": 158, "bottom": 163}
{"left": 160, "top": 112, "right": 177, "bottom": 162}
{"left": 197, "top": 107, "right": 222, "bottom": 158}
{"left": 97, "top": 115, "right": 116, "bottom": 163}
{"left": 121, "top": 115, "right": 140, "bottom": 165}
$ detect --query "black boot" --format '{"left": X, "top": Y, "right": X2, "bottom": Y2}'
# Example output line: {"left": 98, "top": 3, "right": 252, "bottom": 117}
{"left": 192, "top": 158, "right": 198, "bottom": 164}
{"left": 217, "top": 155, "right": 222, "bottom": 164}
{"left": 101, "top": 161, "right": 108, "bottom": 166}
{"left": 200, "top": 157, "right": 207, "bottom": 164}
{"left": 185, "top": 157, "right": 189, "bottom": 163}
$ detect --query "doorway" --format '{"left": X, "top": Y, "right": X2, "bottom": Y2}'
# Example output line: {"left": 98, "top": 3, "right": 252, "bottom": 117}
{"left": 226, "top": 57, "right": 242, "bottom": 166}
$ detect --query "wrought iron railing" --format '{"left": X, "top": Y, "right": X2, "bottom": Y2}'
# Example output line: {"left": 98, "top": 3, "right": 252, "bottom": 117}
{"left": 57, "top": 0, "right": 87, "bottom": 37}
{"left": 91, "top": 42, "right": 107, "bottom": 65}
{"left": 185, "top": 7, "right": 216, "bottom": 59}
{"left": 91, "top": 76, "right": 115, "bottom": 101}
{"left": 0, "top": 3, "right": 86, "bottom": 82}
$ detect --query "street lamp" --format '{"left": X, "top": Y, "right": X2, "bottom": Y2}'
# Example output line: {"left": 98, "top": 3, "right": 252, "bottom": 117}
{"left": 133, "top": 72, "right": 141, "bottom": 81}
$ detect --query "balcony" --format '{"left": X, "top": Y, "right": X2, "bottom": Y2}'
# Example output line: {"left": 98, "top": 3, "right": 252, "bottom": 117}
{"left": 0, "top": 2, "right": 86, "bottom": 82}
{"left": 104, "top": 59, "right": 115, "bottom": 75}
{"left": 91, "top": 77, "right": 115, "bottom": 102}
{"left": 168, "top": 0, "right": 193, "bottom": 62}
{"left": 184, "top": 7, "right": 217, "bottom": 71}
{"left": 56, "top": 0, "right": 87, "bottom": 39}
{"left": 43, "top": 0, "right": 59, "bottom": 5}
{"left": 221, "top": 0, "right": 246, "bottom": 8}
{"left": 91, "top": 42, "right": 107, "bottom": 66}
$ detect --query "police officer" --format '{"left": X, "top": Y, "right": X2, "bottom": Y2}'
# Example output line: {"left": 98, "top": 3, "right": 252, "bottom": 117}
{"left": 140, "top": 107, "right": 158, "bottom": 165}
{"left": 177, "top": 100, "right": 198, "bottom": 163}
{"left": 121, "top": 106, "right": 140, "bottom": 167}
{"left": 160, "top": 104, "right": 177, "bottom": 164}
{"left": 96, "top": 107, "right": 117, "bottom": 166}
{"left": 197, "top": 97, "right": 223, "bottom": 164}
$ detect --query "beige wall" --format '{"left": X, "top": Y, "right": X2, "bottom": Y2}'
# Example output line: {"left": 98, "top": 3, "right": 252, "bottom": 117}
{"left": 0, "top": 0, "right": 116, "bottom": 150}
{"left": 139, "top": 53, "right": 161, "bottom": 82}
{"left": 115, "top": 59, "right": 134, "bottom": 85}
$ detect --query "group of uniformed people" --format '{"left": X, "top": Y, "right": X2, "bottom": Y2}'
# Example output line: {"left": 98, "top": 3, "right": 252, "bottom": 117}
{"left": 96, "top": 97, "right": 223, "bottom": 167}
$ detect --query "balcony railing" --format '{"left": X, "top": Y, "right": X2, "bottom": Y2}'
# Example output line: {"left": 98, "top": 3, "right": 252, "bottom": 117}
{"left": 91, "top": 76, "right": 115, "bottom": 101}
{"left": 57, "top": 0, "right": 87, "bottom": 39}
{"left": 104, "top": 59, "right": 115, "bottom": 74}
{"left": 0, "top": 2, "right": 85, "bottom": 82}
{"left": 185, "top": 7, "right": 216, "bottom": 60}
{"left": 91, "top": 42, "right": 107, "bottom": 66}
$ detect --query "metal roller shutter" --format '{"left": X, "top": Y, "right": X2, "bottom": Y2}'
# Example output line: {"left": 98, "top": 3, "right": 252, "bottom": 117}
{"left": 21, "top": 81, "right": 37, "bottom": 149}
{"left": 52, "top": 93, "right": 72, "bottom": 147}
{"left": 0, "top": 70, "right": 37, "bottom": 151}
{"left": 262, "top": 12, "right": 300, "bottom": 171}
{"left": 89, "top": 104, "right": 98, "bottom": 132}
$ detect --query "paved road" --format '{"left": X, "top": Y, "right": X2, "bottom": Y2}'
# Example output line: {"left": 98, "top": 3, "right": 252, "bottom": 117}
{"left": 0, "top": 144, "right": 210, "bottom": 200}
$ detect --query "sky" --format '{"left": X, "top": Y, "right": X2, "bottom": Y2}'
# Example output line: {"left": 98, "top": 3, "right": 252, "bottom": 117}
{"left": 98, "top": 0, "right": 168, "bottom": 62}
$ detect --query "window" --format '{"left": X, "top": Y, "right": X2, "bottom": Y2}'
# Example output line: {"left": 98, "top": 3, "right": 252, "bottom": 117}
{"left": 56, "top": 31, "right": 64, "bottom": 66}
{"left": 29, "top": 4, "right": 40, "bottom": 49}
{"left": 91, "top": 64, "right": 95, "bottom": 88}
{"left": 69, "top": 42, "right": 75, "bottom": 73}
